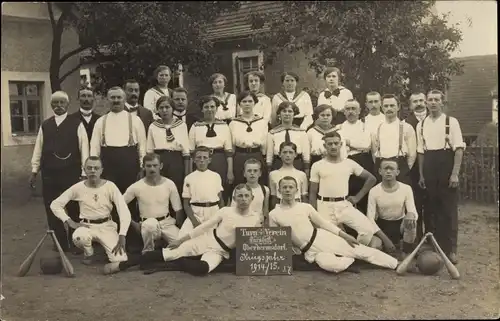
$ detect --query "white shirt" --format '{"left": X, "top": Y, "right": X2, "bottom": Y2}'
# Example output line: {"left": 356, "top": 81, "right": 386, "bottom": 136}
{"left": 188, "top": 207, "right": 262, "bottom": 248}
{"left": 306, "top": 126, "right": 336, "bottom": 156}
{"left": 372, "top": 119, "right": 416, "bottom": 164}
{"left": 269, "top": 167, "right": 308, "bottom": 200}
{"left": 143, "top": 86, "right": 170, "bottom": 115}
{"left": 182, "top": 170, "right": 223, "bottom": 202}
{"left": 230, "top": 184, "right": 268, "bottom": 220}
{"left": 367, "top": 182, "right": 418, "bottom": 222}
{"left": 125, "top": 102, "right": 140, "bottom": 117}
{"left": 250, "top": 93, "right": 273, "bottom": 124}
{"left": 269, "top": 203, "right": 341, "bottom": 249}
{"left": 123, "top": 178, "right": 182, "bottom": 219}
{"left": 214, "top": 93, "right": 237, "bottom": 121}
{"left": 266, "top": 126, "right": 311, "bottom": 165}
{"left": 188, "top": 120, "right": 233, "bottom": 152}
{"left": 31, "top": 113, "right": 89, "bottom": 176}
{"left": 335, "top": 120, "right": 371, "bottom": 156}
{"left": 229, "top": 116, "right": 267, "bottom": 153}
{"left": 310, "top": 158, "right": 364, "bottom": 198}
{"left": 317, "top": 86, "right": 353, "bottom": 111}
{"left": 416, "top": 113, "right": 466, "bottom": 153}
{"left": 79, "top": 108, "right": 93, "bottom": 123}
{"left": 90, "top": 110, "right": 147, "bottom": 166}
{"left": 271, "top": 91, "right": 314, "bottom": 130}
{"left": 146, "top": 120, "right": 190, "bottom": 157}
{"left": 364, "top": 113, "right": 386, "bottom": 137}
{"left": 50, "top": 180, "right": 131, "bottom": 235}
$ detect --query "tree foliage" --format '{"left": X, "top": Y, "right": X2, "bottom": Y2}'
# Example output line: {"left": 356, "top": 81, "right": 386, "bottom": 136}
{"left": 252, "top": 1, "right": 464, "bottom": 107}
{"left": 48, "top": 2, "right": 240, "bottom": 93}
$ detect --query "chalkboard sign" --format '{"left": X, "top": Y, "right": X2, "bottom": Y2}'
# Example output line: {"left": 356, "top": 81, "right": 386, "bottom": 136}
{"left": 235, "top": 227, "right": 293, "bottom": 276}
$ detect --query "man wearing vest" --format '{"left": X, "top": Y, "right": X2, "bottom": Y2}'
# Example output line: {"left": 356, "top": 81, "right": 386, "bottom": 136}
{"left": 29, "top": 91, "right": 89, "bottom": 252}
{"left": 371, "top": 94, "right": 416, "bottom": 186}
{"left": 124, "top": 79, "right": 154, "bottom": 133}
{"left": 405, "top": 91, "right": 428, "bottom": 241}
{"left": 71, "top": 86, "right": 101, "bottom": 141}
{"left": 172, "top": 87, "right": 198, "bottom": 131}
{"left": 90, "top": 86, "right": 147, "bottom": 251}
{"left": 416, "top": 90, "right": 464, "bottom": 264}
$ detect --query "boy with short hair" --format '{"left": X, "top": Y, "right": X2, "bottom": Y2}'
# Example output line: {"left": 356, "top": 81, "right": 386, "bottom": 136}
{"left": 269, "top": 142, "right": 308, "bottom": 210}
{"left": 179, "top": 146, "right": 225, "bottom": 238}
{"left": 367, "top": 157, "right": 418, "bottom": 257}
{"left": 230, "top": 158, "right": 270, "bottom": 225}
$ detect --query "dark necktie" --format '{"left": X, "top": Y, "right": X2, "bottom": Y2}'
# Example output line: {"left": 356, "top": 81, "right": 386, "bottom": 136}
{"left": 128, "top": 106, "right": 138, "bottom": 112}
{"left": 285, "top": 129, "right": 291, "bottom": 143}
{"left": 221, "top": 102, "right": 228, "bottom": 111}
{"left": 246, "top": 122, "right": 253, "bottom": 132}
{"left": 165, "top": 127, "right": 174, "bottom": 142}
{"left": 324, "top": 88, "right": 341, "bottom": 98}
{"left": 206, "top": 124, "right": 217, "bottom": 137}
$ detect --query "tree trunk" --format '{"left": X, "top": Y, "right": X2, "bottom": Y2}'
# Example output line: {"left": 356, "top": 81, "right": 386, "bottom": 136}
{"left": 49, "top": 4, "right": 63, "bottom": 92}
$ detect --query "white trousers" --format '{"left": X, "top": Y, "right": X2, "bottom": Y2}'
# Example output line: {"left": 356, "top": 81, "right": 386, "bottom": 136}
{"left": 140, "top": 217, "right": 179, "bottom": 253}
{"left": 304, "top": 229, "right": 398, "bottom": 273}
{"left": 161, "top": 232, "right": 229, "bottom": 273}
{"left": 178, "top": 205, "right": 220, "bottom": 239}
{"left": 72, "top": 220, "right": 128, "bottom": 262}
{"left": 317, "top": 200, "right": 378, "bottom": 245}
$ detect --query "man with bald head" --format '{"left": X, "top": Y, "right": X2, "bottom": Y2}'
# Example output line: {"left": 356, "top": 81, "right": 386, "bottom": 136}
{"left": 30, "top": 91, "right": 89, "bottom": 252}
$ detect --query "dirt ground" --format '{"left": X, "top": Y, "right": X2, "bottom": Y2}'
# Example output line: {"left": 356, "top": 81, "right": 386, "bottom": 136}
{"left": 1, "top": 197, "right": 499, "bottom": 321}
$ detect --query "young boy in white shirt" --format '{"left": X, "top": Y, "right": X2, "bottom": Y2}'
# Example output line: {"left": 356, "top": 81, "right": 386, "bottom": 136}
{"left": 230, "top": 158, "right": 270, "bottom": 226}
{"left": 367, "top": 157, "right": 418, "bottom": 257}
{"left": 269, "top": 142, "right": 308, "bottom": 210}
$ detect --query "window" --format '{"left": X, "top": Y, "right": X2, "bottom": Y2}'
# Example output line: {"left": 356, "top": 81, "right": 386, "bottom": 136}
{"left": 8, "top": 81, "right": 43, "bottom": 136}
{"left": 168, "top": 64, "right": 184, "bottom": 89}
{"left": 232, "top": 50, "right": 264, "bottom": 94}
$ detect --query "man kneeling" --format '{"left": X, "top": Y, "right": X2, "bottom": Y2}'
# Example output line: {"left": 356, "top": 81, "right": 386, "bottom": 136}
{"left": 103, "top": 184, "right": 262, "bottom": 275}
{"left": 123, "top": 153, "right": 184, "bottom": 253}
{"left": 50, "top": 156, "right": 130, "bottom": 266}
{"left": 269, "top": 176, "right": 398, "bottom": 273}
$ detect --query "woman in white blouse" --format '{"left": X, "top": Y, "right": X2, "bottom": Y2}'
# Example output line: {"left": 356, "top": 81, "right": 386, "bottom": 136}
{"left": 271, "top": 72, "right": 314, "bottom": 130}
{"left": 209, "top": 73, "right": 237, "bottom": 125}
{"left": 189, "top": 95, "right": 234, "bottom": 202}
{"left": 267, "top": 101, "right": 311, "bottom": 175}
{"left": 146, "top": 96, "right": 190, "bottom": 193}
{"left": 229, "top": 90, "right": 268, "bottom": 186}
{"left": 317, "top": 67, "right": 353, "bottom": 126}
{"left": 306, "top": 104, "right": 338, "bottom": 167}
{"left": 242, "top": 71, "right": 272, "bottom": 128}
{"left": 143, "top": 65, "right": 173, "bottom": 116}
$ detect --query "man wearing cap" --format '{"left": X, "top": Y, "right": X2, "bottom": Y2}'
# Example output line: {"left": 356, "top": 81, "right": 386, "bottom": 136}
{"left": 30, "top": 91, "right": 89, "bottom": 252}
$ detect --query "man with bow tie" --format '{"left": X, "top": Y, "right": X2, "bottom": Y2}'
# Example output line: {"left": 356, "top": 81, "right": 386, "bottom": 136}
{"left": 71, "top": 86, "right": 101, "bottom": 141}
{"left": 30, "top": 91, "right": 89, "bottom": 253}
{"left": 124, "top": 79, "right": 154, "bottom": 133}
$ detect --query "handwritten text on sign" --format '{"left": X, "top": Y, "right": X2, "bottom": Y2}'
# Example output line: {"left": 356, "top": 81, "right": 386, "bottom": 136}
{"left": 235, "top": 227, "right": 293, "bottom": 276}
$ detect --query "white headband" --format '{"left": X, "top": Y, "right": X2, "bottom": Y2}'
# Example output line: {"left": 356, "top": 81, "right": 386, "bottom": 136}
{"left": 51, "top": 91, "right": 69, "bottom": 102}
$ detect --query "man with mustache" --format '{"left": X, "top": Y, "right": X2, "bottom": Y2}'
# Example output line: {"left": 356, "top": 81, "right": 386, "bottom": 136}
{"left": 364, "top": 91, "right": 386, "bottom": 138}
{"left": 71, "top": 86, "right": 101, "bottom": 141}
{"left": 90, "top": 86, "right": 147, "bottom": 251}
{"left": 124, "top": 79, "right": 154, "bottom": 132}
{"left": 371, "top": 94, "right": 416, "bottom": 185}
{"left": 30, "top": 91, "right": 89, "bottom": 252}
{"left": 172, "top": 87, "right": 198, "bottom": 131}
{"left": 404, "top": 91, "right": 428, "bottom": 241}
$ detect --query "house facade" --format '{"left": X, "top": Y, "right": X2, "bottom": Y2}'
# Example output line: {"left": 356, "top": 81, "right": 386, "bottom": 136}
{"left": 1, "top": 2, "right": 81, "bottom": 201}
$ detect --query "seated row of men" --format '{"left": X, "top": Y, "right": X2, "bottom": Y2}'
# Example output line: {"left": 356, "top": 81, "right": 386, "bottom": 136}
{"left": 50, "top": 131, "right": 417, "bottom": 276}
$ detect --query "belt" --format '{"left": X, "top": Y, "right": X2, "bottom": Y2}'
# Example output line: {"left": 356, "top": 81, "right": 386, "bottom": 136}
{"left": 213, "top": 229, "right": 231, "bottom": 252}
{"left": 235, "top": 146, "right": 261, "bottom": 153}
{"left": 154, "top": 149, "right": 181, "bottom": 153}
{"left": 191, "top": 201, "right": 219, "bottom": 207}
{"left": 81, "top": 217, "right": 110, "bottom": 224}
{"left": 140, "top": 215, "right": 169, "bottom": 222}
{"left": 317, "top": 195, "right": 347, "bottom": 202}
{"left": 301, "top": 228, "right": 317, "bottom": 254}
{"left": 211, "top": 148, "right": 225, "bottom": 154}
{"left": 274, "top": 154, "right": 302, "bottom": 160}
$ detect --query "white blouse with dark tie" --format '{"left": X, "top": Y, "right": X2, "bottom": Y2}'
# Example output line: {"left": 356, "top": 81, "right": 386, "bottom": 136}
{"left": 229, "top": 116, "right": 268, "bottom": 154}
{"left": 188, "top": 120, "right": 233, "bottom": 152}
{"left": 146, "top": 119, "right": 190, "bottom": 157}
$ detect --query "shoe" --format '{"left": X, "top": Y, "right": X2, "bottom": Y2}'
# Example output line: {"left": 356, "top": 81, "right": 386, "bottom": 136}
{"left": 448, "top": 253, "right": 458, "bottom": 264}
{"left": 103, "top": 262, "right": 121, "bottom": 275}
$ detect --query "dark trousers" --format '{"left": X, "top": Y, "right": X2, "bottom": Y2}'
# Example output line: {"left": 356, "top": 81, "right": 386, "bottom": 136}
{"left": 376, "top": 218, "right": 414, "bottom": 253}
{"left": 41, "top": 167, "right": 80, "bottom": 251}
{"left": 233, "top": 150, "right": 267, "bottom": 186}
{"left": 156, "top": 150, "right": 186, "bottom": 226}
{"left": 409, "top": 168, "right": 425, "bottom": 241}
{"left": 374, "top": 156, "right": 411, "bottom": 186}
{"left": 101, "top": 145, "right": 142, "bottom": 250}
{"left": 310, "top": 154, "right": 323, "bottom": 168}
{"left": 423, "top": 149, "right": 458, "bottom": 255}
{"left": 207, "top": 151, "right": 230, "bottom": 203}
{"left": 348, "top": 152, "right": 373, "bottom": 215}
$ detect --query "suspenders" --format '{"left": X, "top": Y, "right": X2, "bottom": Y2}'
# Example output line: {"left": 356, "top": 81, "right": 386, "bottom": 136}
{"left": 421, "top": 115, "right": 450, "bottom": 151}
{"left": 101, "top": 112, "right": 135, "bottom": 147}
{"left": 376, "top": 121, "right": 404, "bottom": 157}
{"left": 259, "top": 184, "right": 267, "bottom": 200}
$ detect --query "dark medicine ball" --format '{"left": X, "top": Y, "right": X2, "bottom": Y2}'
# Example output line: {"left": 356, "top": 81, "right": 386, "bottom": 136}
{"left": 416, "top": 251, "right": 443, "bottom": 275}
{"left": 40, "top": 254, "right": 63, "bottom": 275}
